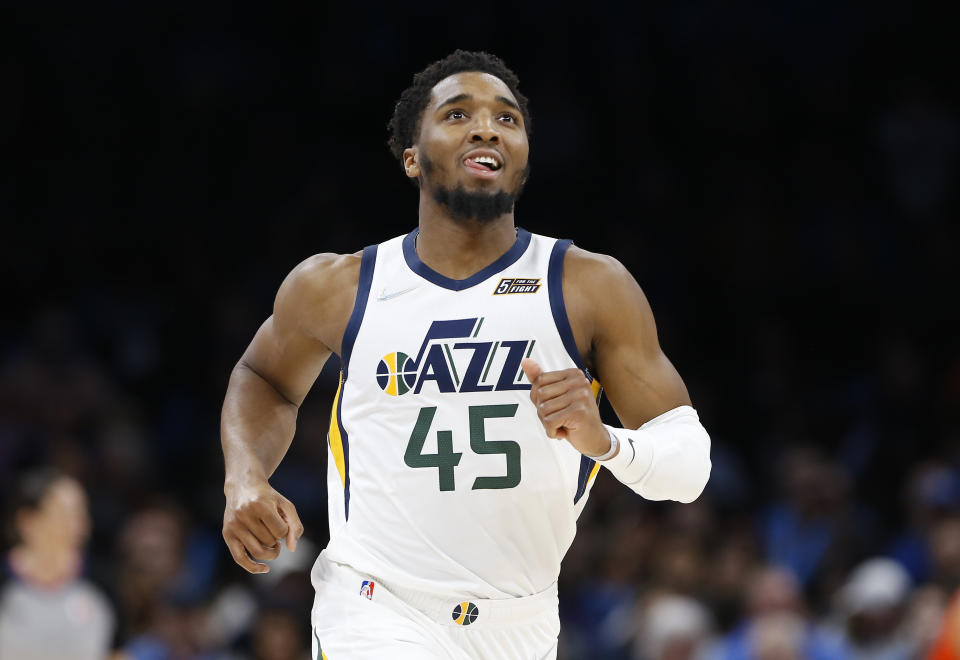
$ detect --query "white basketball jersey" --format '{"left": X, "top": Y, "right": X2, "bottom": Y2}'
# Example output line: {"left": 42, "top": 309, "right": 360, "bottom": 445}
{"left": 317, "top": 228, "right": 602, "bottom": 600}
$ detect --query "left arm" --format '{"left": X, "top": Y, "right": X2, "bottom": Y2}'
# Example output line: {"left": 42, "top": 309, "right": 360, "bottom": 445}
{"left": 521, "top": 247, "right": 711, "bottom": 503}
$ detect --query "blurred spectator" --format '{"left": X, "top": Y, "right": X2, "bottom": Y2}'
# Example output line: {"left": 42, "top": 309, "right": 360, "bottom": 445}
{"left": 827, "top": 557, "right": 915, "bottom": 659}
{"left": 902, "top": 586, "right": 951, "bottom": 658}
{"left": 929, "top": 517, "right": 960, "bottom": 593}
{"left": 761, "top": 446, "right": 877, "bottom": 608}
{"left": 247, "top": 605, "right": 310, "bottom": 660}
{"left": 113, "top": 500, "right": 317, "bottom": 659}
{"left": 705, "top": 565, "right": 843, "bottom": 660}
{"left": 635, "top": 593, "right": 712, "bottom": 660}
{"left": 116, "top": 502, "right": 228, "bottom": 659}
{"left": 0, "top": 468, "right": 116, "bottom": 659}
{"left": 889, "top": 463, "right": 960, "bottom": 583}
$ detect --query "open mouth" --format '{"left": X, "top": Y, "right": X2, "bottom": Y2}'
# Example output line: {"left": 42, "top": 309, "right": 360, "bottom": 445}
{"left": 466, "top": 155, "right": 501, "bottom": 171}
{"left": 463, "top": 152, "right": 503, "bottom": 176}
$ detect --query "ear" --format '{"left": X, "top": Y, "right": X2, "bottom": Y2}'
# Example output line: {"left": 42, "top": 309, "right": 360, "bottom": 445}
{"left": 403, "top": 147, "right": 420, "bottom": 178}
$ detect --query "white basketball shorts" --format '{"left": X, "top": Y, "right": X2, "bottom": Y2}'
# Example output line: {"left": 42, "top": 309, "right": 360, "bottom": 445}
{"left": 310, "top": 551, "right": 560, "bottom": 659}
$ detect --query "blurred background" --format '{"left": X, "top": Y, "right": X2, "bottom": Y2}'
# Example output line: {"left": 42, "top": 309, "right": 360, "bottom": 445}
{"left": 2, "top": 2, "right": 958, "bottom": 659}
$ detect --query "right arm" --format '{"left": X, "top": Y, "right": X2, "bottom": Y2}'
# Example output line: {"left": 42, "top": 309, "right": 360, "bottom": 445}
{"left": 221, "top": 252, "right": 361, "bottom": 573}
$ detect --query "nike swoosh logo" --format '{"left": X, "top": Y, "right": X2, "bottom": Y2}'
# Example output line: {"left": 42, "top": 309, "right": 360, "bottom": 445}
{"left": 376, "top": 286, "right": 418, "bottom": 301}
{"left": 626, "top": 438, "right": 636, "bottom": 466}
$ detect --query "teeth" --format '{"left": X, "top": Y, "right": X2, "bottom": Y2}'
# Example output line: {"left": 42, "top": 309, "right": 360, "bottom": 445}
{"left": 470, "top": 155, "right": 501, "bottom": 169}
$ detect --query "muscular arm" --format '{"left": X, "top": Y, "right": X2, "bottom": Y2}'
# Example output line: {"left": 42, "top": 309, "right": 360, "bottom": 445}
{"left": 569, "top": 248, "right": 690, "bottom": 425}
{"left": 221, "top": 252, "right": 360, "bottom": 572}
{"left": 523, "top": 246, "right": 710, "bottom": 503}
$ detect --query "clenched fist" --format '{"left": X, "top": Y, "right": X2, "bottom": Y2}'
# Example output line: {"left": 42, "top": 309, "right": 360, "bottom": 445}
{"left": 223, "top": 479, "right": 304, "bottom": 574}
{"left": 521, "top": 358, "right": 615, "bottom": 459}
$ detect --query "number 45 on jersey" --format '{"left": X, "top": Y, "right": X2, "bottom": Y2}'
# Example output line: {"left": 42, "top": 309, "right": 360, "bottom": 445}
{"left": 405, "top": 404, "right": 521, "bottom": 492}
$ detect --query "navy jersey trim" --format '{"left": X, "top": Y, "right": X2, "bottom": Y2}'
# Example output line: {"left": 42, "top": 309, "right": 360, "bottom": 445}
{"left": 548, "top": 239, "right": 588, "bottom": 372}
{"left": 337, "top": 244, "right": 376, "bottom": 520}
{"left": 573, "top": 455, "right": 596, "bottom": 504}
{"left": 341, "top": 244, "right": 378, "bottom": 377}
{"left": 402, "top": 227, "right": 532, "bottom": 291}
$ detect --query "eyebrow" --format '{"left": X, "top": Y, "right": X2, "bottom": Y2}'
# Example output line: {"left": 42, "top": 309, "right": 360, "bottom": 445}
{"left": 438, "top": 93, "right": 471, "bottom": 109}
{"left": 437, "top": 93, "right": 521, "bottom": 113}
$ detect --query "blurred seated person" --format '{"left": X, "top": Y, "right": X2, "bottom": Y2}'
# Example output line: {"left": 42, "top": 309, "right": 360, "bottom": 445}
{"left": 0, "top": 467, "right": 116, "bottom": 659}
{"left": 705, "top": 564, "right": 844, "bottom": 660}
{"left": 833, "top": 557, "right": 914, "bottom": 660}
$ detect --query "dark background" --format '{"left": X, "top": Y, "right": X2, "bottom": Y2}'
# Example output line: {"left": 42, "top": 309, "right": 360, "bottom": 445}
{"left": 2, "top": 2, "right": 958, "bottom": 658}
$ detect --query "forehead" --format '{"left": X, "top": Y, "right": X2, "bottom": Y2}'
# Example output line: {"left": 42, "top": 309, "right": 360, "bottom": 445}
{"left": 46, "top": 478, "right": 85, "bottom": 504}
{"left": 428, "top": 71, "right": 518, "bottom": 108}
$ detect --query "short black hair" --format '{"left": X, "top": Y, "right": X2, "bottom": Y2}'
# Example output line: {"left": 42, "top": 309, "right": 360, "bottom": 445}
{"left": 387, "top": 50, "right": 532, "bottom": 166}
{"left": 4, "top": 466, "right": 69, "bottom": 546}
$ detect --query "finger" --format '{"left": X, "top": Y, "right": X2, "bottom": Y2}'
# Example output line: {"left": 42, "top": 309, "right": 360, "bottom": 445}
{"left": 277, "top": 499, "right": 305, "bottom": 552}
{"left": 234, "top": 527, "right": 280, "bottom": 561}
{"left": 225, "top": 536, "right": 269, "bottom": 574}
{"left": 540, "top": 415, "right": 569, "bottom": 440}
{"left": 529, "top": 368, "right": 576, "bottom": 388}
{"left": 242, "top": 516, "right": 281, "bottom": 548}
{"left": 259, "top": 507, "right": 290, "bottom": 542}
{"left": 520, "top": 358, "right": 542, "bottom": 385}
{"left": 534, "top": 402, "right": 567, "bottom": 439}
{"left": 535, "top": 378, "right": 584, "bottom": 405}
{"left": 537, "top": 391, "right": 582, "bottom": 418}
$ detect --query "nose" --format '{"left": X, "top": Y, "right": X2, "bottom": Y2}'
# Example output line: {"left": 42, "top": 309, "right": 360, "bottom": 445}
{"left": 468, "top": 112, "right": 499, "bottom": 143}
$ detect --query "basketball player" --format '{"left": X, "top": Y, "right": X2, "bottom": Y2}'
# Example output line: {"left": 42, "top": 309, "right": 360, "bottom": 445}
{"left": 221, "top": 50, "right": 712, "bottom": 659}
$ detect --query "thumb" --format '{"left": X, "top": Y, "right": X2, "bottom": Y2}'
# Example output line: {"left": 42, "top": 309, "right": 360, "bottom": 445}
{"left": 520, "top": 358, "right": 542, "bottom": 384}
{"left": 277, "top": 499, "right": 304, "bottom": 552}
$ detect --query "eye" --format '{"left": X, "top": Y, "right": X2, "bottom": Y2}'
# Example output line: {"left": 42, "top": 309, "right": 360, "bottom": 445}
{"left": 445, "top": 109, "right": 467, "bottom": 120}
{"left": 498, "top": 113, "right": 518, "bottom": 124}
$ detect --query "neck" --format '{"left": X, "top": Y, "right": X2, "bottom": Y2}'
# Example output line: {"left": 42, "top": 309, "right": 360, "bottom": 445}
{"left": 416, "top": 193, "right": 518, "bottom": 280}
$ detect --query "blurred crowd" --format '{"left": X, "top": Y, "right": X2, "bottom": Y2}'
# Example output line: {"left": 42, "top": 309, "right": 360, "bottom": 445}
{"left": 2, "top": 1, "right": 958, "bottom": 659}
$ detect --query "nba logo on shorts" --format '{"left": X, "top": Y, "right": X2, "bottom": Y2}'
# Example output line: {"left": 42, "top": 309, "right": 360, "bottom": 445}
{"left": 359, "top": 580, "right": 375, "bottom": 600}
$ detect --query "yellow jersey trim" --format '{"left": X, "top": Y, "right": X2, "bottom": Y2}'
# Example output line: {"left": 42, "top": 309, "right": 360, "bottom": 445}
{"left": 328, "top": 372, "right": 347, "bottom": 487}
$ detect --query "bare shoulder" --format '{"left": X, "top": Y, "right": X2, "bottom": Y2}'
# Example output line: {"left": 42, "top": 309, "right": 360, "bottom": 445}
{"left": 562, "top": 245, "right": 656, "bottom": 366}
{"left": 275, "top": 251, "right": 363, "bottom": 354}
{"left": 563, "top": 245, "right": 648, "bottom": 316}
{"left": 285, "top": 251, "right": 363, "bottom": 295}
{"left": 563, "top": 245, "right": 634, "bottom": 286}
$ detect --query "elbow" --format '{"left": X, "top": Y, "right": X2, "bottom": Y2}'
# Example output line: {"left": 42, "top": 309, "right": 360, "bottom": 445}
{"left": 672, "top": 455, "right": 711, "bottom": 503}
{"left": 636, "top": 428, "right": 712, "bottom": 503}
{"left": 640, "top": 453, "right": 711, "bottom": 503}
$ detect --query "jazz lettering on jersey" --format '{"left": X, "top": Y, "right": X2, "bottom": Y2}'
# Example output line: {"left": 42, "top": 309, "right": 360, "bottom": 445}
{"left": 375, "top": 317, "right": 534, "bottom": 396}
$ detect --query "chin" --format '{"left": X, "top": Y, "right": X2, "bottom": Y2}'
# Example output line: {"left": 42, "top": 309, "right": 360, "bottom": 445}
{"left": 460, "top": 176, "right": 500, "bottom": 189}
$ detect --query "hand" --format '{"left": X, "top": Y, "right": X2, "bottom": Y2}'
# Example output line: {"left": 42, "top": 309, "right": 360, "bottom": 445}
{"left": 521, "top": 358, "right": 614, "bottom": 458}
{"left": 222, "top": 478, "right": 304, "bottom": 574}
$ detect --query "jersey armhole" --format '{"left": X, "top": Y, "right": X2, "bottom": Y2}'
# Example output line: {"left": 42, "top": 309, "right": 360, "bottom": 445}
{"left": 549, "top": 239, "right": 606, "bottom": 505}
{"left": 547, "top": 239, "right": 589, "bottom": 373}
{"left": 339, "top": 244, "right": 378, "bottom": 377}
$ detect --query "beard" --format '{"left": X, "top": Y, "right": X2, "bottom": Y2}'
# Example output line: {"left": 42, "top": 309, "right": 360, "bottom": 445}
{"left": 421, "top": 155, "right": 529, "bottom": 224}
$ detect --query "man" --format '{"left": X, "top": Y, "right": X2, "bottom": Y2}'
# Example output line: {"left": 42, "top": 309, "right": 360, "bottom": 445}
{"left": 221, "top": 50, "right": 711, "bottom": 659}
